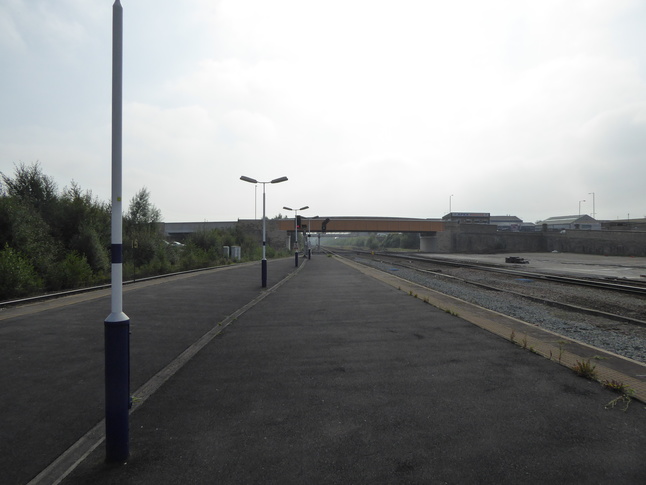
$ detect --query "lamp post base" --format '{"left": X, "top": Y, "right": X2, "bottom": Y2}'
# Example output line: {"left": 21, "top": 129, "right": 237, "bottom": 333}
{"left": 104, "top": 317, "right": 130, "bottom": 462}
{"left": 261, "top": 258, "right": 268, "bottom": 288}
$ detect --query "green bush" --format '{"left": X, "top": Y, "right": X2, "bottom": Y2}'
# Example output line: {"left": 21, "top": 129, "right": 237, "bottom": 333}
{"left": 0, "top": 244, "right": 43, "bottom": 299}
{"left": 72, "top": 225, "right": 109, "bottom": 273}
{"left": 179, "top": 245, "right": 211, "bottom": 271}
{"left": 47, "top": 252, "right": 94, "bottom": 291}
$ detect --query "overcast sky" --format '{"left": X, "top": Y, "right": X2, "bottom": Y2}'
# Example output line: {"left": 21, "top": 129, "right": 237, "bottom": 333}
{"left": 1, "top": 0, "right": 645, "bottom": 223}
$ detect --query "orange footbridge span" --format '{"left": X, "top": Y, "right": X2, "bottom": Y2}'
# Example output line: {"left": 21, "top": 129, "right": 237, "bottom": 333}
{"left": 277, "top": 217, "right": 445, "bottom": 233}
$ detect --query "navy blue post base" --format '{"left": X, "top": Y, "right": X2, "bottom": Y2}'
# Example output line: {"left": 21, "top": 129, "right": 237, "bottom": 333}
{"left": 261, "top": 259, "right": 268, "bottom": 288}
{"left": 294, "top": 251, "right": 299, "bottom": 267}
{"left": 105, "top": 317, "right": 130, "bottom": 462}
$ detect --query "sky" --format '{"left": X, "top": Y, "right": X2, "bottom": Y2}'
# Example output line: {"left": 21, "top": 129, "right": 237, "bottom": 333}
{"left": 1, "top": 0, "right": 645, "bottom": 224}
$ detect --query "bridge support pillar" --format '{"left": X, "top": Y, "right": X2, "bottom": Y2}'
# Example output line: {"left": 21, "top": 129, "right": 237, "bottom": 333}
{"left": 420, "top": 235, "right": 438, "bottom": 253}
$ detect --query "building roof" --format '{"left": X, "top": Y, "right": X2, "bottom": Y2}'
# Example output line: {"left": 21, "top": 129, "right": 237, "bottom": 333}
{"left": 537, "top": 215, "right": 597, "bottom": 225}
{"left": 490, "top": 215, "right": 523, "bottom": 223}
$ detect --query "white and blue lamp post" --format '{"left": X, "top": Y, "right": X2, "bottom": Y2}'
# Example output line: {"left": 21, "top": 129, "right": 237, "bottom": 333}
{"left": 105, "top": 0, "right": 129, "bottom": 463}
{"left": 240, "top": 176, "right": 288, "bottom": 287}
{"left": 283, "top": 205, "right": 309, "bottom": 267}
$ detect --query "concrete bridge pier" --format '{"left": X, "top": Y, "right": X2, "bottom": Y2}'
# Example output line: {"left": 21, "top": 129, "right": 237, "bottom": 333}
{"left": 419, "top": 235, "right": 437, "bottom": 253}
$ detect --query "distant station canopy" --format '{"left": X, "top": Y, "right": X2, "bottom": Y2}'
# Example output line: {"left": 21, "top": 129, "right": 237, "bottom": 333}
{"left": 442, "top": 212, "right": 491, "bottom": 224}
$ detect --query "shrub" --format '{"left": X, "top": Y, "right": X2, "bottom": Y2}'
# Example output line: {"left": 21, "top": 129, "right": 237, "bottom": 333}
{"left": 0, "top": 244, "right": 43, "bottom": 299}
{"left": 69, "top": 226, "right": 109, "bottom": 274}
{"left": 47, "top": 252, "right": 94, "bottom": 291}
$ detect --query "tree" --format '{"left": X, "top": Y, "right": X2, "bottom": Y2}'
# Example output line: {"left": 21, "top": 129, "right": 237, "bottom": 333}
{"left": 56, "top": 182, "right": 111, "bottom": 273}
{"left": 124, "top": 188, "right": 164, "bottom": 268}
{"left": 0, "top": 192, "right": 60, "bottom": 279}
{"left": 0, "top": 165, "right": 114, "bottom": 296}
{"left": 1, "top": 162, "right": 58, "bottom": 218}
{"left": 126, "top": 187, "right": 161, "bottom": 225}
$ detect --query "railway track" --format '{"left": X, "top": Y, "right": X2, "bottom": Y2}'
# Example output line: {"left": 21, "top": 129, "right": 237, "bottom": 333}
{"left": 334, "top": 248, "right": 646, "bottom": 296}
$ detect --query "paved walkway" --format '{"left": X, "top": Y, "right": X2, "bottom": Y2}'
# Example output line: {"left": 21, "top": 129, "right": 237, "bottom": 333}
{"left": 3, "top": 255, "right": 646, "bottom": 483}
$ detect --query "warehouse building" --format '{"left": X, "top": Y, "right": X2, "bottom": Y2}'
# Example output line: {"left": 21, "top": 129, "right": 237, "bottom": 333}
{"left": 536, "top": 215, "right": 601, "bottom": 231}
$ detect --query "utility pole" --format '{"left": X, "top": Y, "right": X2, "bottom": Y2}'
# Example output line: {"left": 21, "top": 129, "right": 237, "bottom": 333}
{"left": 588, "top": 192, "right": 596, "bottom": 218}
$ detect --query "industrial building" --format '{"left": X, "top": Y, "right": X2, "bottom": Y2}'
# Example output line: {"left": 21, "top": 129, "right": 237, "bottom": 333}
{"left": 442, "top": 212, "right": 490, "bottom": 224}
{"left": 490, "top": 215, "right": 536, "bottom": 232}
{"left": 536, "top": 215, "right": 601, "bottom": 231}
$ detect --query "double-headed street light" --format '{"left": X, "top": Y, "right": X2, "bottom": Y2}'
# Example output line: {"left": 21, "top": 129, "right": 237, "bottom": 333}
{"left": 240, "top": 175, "right": 288, "bottom": 287}
{"left": 283, "top": 205, "right": 309, "bottom": 267}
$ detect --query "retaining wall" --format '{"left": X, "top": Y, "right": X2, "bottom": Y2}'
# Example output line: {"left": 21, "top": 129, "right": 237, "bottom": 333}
{"left": 420, "top": 225, "right": 646, "bottom": 257}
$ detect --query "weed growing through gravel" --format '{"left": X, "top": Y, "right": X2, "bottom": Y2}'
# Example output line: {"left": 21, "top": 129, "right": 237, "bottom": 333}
{"left": 572, "top": 359, "right": 598, "bottom": 380}
{"left": 510, "top": 329, "right": 516, "bottom": 344}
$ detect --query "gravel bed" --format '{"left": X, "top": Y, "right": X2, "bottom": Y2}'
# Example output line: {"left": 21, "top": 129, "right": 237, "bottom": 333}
{"left": 356, "top": 257, "right": 646, "bottom": 364}
{"left": 448, "top": 267, "right": 646, "bottom": 321}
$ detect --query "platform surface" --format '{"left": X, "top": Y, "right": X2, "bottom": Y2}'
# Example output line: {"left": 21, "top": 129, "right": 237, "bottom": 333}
{"left": 3, "top": 255, "right": 645, "bottom": 484}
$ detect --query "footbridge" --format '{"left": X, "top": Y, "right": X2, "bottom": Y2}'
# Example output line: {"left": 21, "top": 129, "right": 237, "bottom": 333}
{"left": 277, "top": 216, "right": 445, "bottom": 234}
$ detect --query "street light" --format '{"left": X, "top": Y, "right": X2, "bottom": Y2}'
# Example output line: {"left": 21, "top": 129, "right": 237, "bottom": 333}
{"left": 588, "top": 192, "right": 596, "bottom": 219}
{"left": 578, "top": 199, "right": 586, "bottom": 216}
{"left": 283, "top": 205, "right": 309, "bottom": 267}
{"left": 449, "top": 194, "right": 454, "bottom": 214}
{"left": 240, "top": 175, "right": 288, "bottom": 287}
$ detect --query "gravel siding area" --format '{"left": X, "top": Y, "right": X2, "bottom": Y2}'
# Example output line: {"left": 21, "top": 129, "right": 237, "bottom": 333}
{"left": 356, "top": 257, "right": 646, "bottom": 364}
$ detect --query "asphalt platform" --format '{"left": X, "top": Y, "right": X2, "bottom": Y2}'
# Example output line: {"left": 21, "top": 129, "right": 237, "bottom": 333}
{"left": 3, "top": 254, "right": 646, "bottom": 484}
